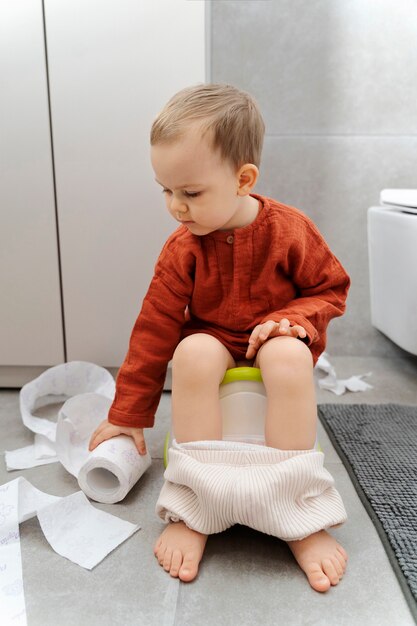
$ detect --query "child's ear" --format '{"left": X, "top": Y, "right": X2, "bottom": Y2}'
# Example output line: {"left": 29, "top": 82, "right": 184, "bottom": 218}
{"left": 236, "top": 163, "right": 259, "bottom": 195}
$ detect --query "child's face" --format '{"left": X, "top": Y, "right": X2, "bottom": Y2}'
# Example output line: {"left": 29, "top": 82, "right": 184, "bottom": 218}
{"left": 151, "top": 126, "right": 254, "bottom": 235}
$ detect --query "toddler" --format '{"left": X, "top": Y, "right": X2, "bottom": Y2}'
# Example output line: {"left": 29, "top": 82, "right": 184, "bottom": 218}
{"left": 89, "top": 83, "right": 350, "bottom": 592}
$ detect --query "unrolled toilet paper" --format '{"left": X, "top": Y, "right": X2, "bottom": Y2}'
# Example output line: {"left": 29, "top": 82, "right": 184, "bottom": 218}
{"left": 0, "top": 476, "right": 140, "bottom": 625}
{"left": 6, "top": 361, "right": 116, "bottom": 469}
{"left": 1, "top": 363, "right": 152, "bottom": 625}
{"left": 4, "top": 362, "right": 152, "bottom": 504}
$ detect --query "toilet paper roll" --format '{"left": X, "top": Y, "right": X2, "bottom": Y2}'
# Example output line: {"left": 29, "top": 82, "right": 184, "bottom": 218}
{"left": 56, "top": 393, "right": 152, "bottom": 504}
{"left": 5, "top": 361, "right": 116, "bottom": 470}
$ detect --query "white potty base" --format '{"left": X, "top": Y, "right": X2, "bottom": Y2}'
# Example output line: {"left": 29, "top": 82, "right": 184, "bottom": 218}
{"left": 220, "top": 378, "right": 267, "bottom": 444}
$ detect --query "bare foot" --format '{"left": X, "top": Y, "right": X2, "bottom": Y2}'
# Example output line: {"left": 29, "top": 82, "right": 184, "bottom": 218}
{"left": 287, "top": 529, "right": 348, "bottom": 592}
{"left": 154, "top": 521, "right": 208, "bottom": 582}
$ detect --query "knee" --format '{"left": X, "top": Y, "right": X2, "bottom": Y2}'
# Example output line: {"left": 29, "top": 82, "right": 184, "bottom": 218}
{"left": 257, "top": 336, "right": 313, "bottom": 379}
{"left": 172, "top": 334, "right": 230, "bottom": 380}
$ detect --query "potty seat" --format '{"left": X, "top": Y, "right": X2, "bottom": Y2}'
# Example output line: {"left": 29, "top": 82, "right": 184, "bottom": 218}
{"left": 163, "top": 366, "right": 321, "bottom": 466}
{"left": 164, "top": 367, "right": 264, "bottom": 467}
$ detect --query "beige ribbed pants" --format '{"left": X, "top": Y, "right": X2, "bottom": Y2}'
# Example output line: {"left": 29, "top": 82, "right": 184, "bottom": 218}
{"left": 156, "top": 440, "right": 347, "bottom": 541}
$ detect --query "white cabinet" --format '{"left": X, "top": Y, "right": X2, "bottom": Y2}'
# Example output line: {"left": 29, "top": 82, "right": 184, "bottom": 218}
{"left": 0, "top": 1, "right": 206, "bottom": 385}
{"left": 0, "top": 0, "right": 65, "bottom": 373}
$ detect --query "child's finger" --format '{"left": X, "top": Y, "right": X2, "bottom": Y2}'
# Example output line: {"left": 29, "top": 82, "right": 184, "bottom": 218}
{"left": 88, "top": 429, "right": 111, "bottom": 451}
{"left": 248, "top": 324, "right": 262, "bottom": 345}
{"left": 258, "top": 320, "right": 277, "bottom": 340}
{"left": 278, "top": 318, "right": 291, "bottom": 334}
{"left": 91, "top": 428, "right": 117, "bottom": 450}
{"left": 246, "top": 321, "right": 277, "bottom": 358}
{"left": 246, "top": 326, "right": 263, "bottom": 358}
{"left": 89, "top": 421, "right": 118, "bottom": 451}
{"left": 245, "top": 344, "right": 256, "bottom": 359}
{"left": 290, "top": 324, "right": 307, "bottom": 339}
{"left": 131, "top": 432, "right": 147, "bottom": 455}
{"left": 247, "top": 327, "right": 262, "bottom": 356}
{"left": 246, "top": 339, "right": 258, "bottom": 359}
{"left": 89, "top": 427, "right": 104, "bottom": 451}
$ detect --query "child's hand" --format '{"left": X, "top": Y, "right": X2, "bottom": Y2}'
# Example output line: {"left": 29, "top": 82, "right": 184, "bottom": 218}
{"left": 246, "top": 318, "right": 307, "bottom": 360}
{"left": 88, "top": 419, "right": 147, "bottom": 455}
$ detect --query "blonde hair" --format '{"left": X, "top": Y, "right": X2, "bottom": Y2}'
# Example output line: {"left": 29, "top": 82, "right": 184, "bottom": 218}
{"left": 150, "top": 83, "right": 265, "bottom": 171}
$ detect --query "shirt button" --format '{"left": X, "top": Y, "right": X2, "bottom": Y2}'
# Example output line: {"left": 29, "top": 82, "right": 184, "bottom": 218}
{"left": 226, "top": 235, "right": 234, "bottom": 244}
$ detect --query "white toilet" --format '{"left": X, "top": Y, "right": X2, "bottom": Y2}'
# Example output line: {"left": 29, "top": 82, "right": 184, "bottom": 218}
{"left": 368, "top": 189, "right": 417, "bottom": 355}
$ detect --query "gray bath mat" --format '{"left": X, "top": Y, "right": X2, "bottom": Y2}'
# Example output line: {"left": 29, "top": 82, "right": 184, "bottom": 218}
{"left": 318, "top": 404, "right": 417, "bottom": 620}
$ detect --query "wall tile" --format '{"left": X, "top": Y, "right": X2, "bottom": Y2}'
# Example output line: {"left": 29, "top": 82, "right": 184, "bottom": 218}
{"left": 256, "top": 135, "right": 417, "bottom": 356}
{"left": 211, "top": 1, "right": 417, "bottom": 357}
{"left": 212, "top": 0, "right": 417, "bottom": 135}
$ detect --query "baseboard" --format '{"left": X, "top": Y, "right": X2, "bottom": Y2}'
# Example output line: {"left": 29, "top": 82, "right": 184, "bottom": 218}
{"left": 0, "top": 363, "right": 173, "bottom": 390}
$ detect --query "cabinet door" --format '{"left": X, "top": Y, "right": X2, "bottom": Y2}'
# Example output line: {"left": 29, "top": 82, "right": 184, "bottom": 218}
{"left": 45, "top": 0, "right": 206, "bottom": 365}
{"left": 0, "top": 0, "right": 65, "bottom": 367}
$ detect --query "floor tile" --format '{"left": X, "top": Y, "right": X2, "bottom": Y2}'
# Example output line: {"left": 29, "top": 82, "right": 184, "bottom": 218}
{"left": 0, "top": 357, "right": 415, "bottom": 625}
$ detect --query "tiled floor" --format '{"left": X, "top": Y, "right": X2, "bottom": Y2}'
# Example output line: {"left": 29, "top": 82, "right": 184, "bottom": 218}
{"left": 1, "top": 355, "right": 417, "bottom": 625}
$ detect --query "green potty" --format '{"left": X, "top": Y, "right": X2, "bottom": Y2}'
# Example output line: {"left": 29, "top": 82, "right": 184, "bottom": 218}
{"left": 163, "top": 366, "right": 320, "bottom": 468}
{"left": 164, "top": 367, "right": 264, "bottom": 467}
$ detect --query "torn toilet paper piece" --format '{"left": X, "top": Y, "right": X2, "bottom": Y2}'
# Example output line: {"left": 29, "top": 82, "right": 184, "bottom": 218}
{"left": 6, "top": 361, "right": 116, "bottom": 470}
{"left": 315, "top": 352, "right": 373, "bottom": 395}
{"left": 0, "top": 477, "right": 140, "bottom": 626}
{"left": 4, "top": 363, "right": 152, "bottom": 504}
{"left": 4, "top": 435, "right": 58, "bottom": 470}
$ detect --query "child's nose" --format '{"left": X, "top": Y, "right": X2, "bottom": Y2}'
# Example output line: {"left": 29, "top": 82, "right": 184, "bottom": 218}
{"left": 170, "top": 196, "right": 188, "bottom": 214}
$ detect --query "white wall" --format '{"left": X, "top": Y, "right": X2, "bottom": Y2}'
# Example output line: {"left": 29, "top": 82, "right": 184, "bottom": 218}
{"left": 0, "top": 0, "right": 64, "bottom": 368}
{"left": 0, "top": 0, "right": 206, "bottom": 385}
{"left": 46, "top": 0, "right": 206, "bottom": 364}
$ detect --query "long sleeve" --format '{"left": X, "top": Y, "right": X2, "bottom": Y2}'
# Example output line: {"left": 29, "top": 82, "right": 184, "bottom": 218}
{"left": 108, "top": 231, "right": 195, "bottom": 428}
{"left": 106, "top": 195, "right": 350, "bottom": 428}
{"left": 261, "top": 213, "right": 350, "bottom": 363}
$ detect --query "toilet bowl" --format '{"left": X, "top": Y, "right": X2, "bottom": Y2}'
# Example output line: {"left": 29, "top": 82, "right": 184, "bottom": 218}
{"left": 368, "top": 205, "right": 417, "bottom": 355}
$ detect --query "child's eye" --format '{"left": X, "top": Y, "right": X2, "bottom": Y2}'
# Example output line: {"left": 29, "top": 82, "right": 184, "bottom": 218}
{"left": 161, "top": 189, "right": 200, "bottom": 198}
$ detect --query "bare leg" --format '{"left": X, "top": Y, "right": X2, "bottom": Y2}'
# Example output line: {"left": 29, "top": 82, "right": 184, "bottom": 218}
{"left": 256, "top": 336, "right": 348, "bottom": 591}
{"left": 255, "top": 335, "right": 317, "bottom": 450}
{"left": 154, "top": 334, "right": 235, "bottom": 581}
{"left": 172, "top": 333, "right": 236, "bottom": 442}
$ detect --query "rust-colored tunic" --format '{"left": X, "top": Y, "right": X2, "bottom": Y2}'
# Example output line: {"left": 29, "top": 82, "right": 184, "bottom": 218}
{"left": 108, "top": 194, "right": 350, "bottom": 428}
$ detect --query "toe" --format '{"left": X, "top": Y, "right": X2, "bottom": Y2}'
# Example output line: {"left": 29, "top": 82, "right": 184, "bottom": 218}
{"left": 153, "top": 538, "right": 162, "bottom": 556}
{"left": 322, "top": 558, "right": 340, "bottom": 586}
{"left": 169, "top": 549, "right": 183, "bottom": 577}
{"left": 305, "top": 563, "right": 331, "bottom": 593}
{"left": 156, "top": 543, "right": 167, "bottom": 566}
{"left": 337, "top": 545, "right": 348, "bottom": 561}
{"left": 162, "top": 547, "right": 173, "bottom": 572}
{"left": 179, "top": 551, "right": 199, "bottom": 582}
{"left": 333, "top": 554, "right": 345, "bottom": 576}
{"left": 335, "top": 549, "right": 348, "bottom": 574}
